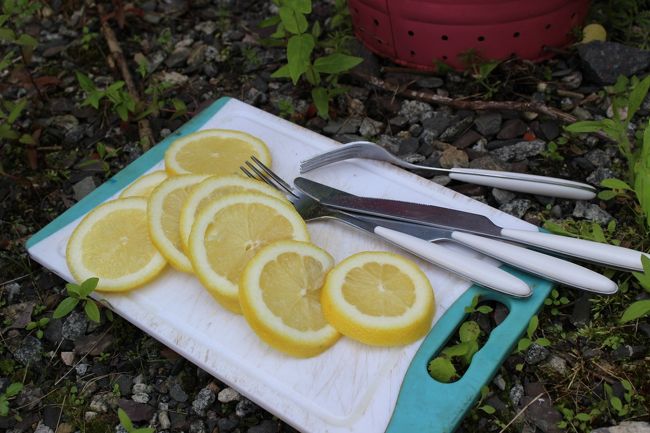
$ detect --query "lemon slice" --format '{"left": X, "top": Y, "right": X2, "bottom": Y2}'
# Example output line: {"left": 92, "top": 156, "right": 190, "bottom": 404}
{"left": 148, "top": 174, "right": 208, "bottom": 272}
{"left": 66, "top": 198, "right": 167, "bottom": 292}
{"left": 188, "top": 192, "right": 309, "bottom": 314}
{"left": 322, "top": 251, "right": 435, "bottom": 346}
{"left": 164, "top": 129, "right": 272, "bottom": 176}
{"left": 240, "top": 240, "right": 340, "bottom": 357}
{"left": 120, "top": 170, "right": 168, "bottom": 198}
{"left": 179, "top": 175, "right": 287, "bottom": 250}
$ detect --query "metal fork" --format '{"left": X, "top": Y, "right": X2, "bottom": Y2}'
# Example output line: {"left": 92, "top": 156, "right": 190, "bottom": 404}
{"left": 300, "top": 141, "right": 597, "bottom": 200}
{"left": 241, "top": 156, "right": 531, "bottom": 297}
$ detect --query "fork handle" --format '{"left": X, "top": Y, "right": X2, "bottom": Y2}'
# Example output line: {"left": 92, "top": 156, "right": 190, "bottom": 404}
{"left": 374, "top": 227, "right": 531, "bottom": 297}
{"left": 448, "top": 168, "right": 597, "bottom": 200}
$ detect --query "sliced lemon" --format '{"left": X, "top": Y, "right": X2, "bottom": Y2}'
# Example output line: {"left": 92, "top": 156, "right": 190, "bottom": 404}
{"left": 188, "top": 192, "right": 309, "bottom": 314}
{"left": 240, "top": 240, "right": 340, "bottom": 357}
{"left": 164, "top": 129, "right": 272, "bottom": 176}
{"left": 322, "top": 251, "right": 435, "bottom": 347}
{"left": 66, "top": 197, "right": 167, "bottom": 292}
{"left": 179, "top": 175, "right": 287, "bottom": 250}
{"left": 148, "top": 174, "right": 208, "bottom": 272}
{"left": 120, "top": 170, "right": 168, "bottom": 198}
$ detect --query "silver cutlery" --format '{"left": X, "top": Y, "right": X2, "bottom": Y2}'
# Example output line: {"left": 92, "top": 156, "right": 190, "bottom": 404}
{"left": 294, "top": 177, "right": 618, "bottom": 295}
{"left": 241, "top": 157, "right": 532, "bottom": 298}
{"left": 300, "top": 141, "right": 597, "bottom": 200}
{"left": 294, "top": 176, "right": 647, "bottom": 273}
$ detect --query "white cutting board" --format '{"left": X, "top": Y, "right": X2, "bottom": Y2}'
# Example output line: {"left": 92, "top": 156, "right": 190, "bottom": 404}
{"left": 27, "top": 98, "right": 537, "bottom": 432}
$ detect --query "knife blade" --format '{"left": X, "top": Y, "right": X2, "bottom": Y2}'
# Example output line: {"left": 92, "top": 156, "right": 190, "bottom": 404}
{"left": 294, "top": 177, "right": 647, "bottom": 273}
{"left": 293, "top": 177, "right": 622, "bottom": 294}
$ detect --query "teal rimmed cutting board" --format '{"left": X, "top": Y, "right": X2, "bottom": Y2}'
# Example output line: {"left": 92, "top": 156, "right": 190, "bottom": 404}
{"left": 26, "top": 98, "right": 552, "bottom": 433}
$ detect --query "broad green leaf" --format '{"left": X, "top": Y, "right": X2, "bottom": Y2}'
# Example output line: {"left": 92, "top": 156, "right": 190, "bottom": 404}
{"left": 19, "top": 133, "right": 35, "bottom": 145}
{"left": 0, "top": 399, "right": 8, "bottom": 417}
{"left": 76, "top": 72, "right": 96, "bottom": 93}
{"left": 442, "top": 342, "right": 470, "bottom": 358}
{"left": 304, "top": 64, "right": 320, "bottom": 86}
{"left": 0, "top": 28, "right": 15, "bottom": 42}
{"left": 80, "top": 277, "right": 99, "bottom": 297}
{"left": 627, "top": 75, "right": 650, "bottom": 121}
{"left": 591, "top": 222, "right": 606, "bottom": 243}
{"left": 258, "top": 15, "right": 281, "bottom": 28}
{"left": 543, "top": 221, "right": 575, "bottom": 237}
{"left": 286, "top": 0, "right": 311, "bottom": 13}
{"left": 536, "top": 338, "right": 551, "bottom": 347}
{"left": 25, "top": 322, "right": 36, "bottom": 330}
{"left": 0, "top": 125, "right": 15, "bottom": 139}
{"left": 517, "top": 337, "right": 532, "bottom": 352}
{"left": 575, "top": 412, "right": 592, "bottom": 421}
{"left": 620, "top": 299, "right": 650, "bottom": 323}
{"left": 5, "top": 382, "right": 22, "bottom": 397}
{"left": 287, "top": 34, "right": 314, "bottom": 84}
{"left": 313, "top": 53, "right": 363, "bottom": 74}
{"left": 84, "top": 300, "right": 101, "bottom": 323}
{"left": 15, "top": 33, "right": 37, "bottom": 47}
{"left": 526, "top": 315, "right": 538, "bottom": 338}
{"left": 118, "top": 408, "right": 134, "bottom": 431}
{"left": 116, "top": 104, "right": 129, "bottom": 121}
{"left": 279, "top": 6, "right": 308, "bottom": 34}
{"left": 66, "top": 282, "right": 81, "bottom": 296}
{"left": 7, "top": 99, "right": 26, "bottom": 123}
{"left": 107, "top": 81, "right": 126, "bottom": 92}
{"left": 459, "top": 320, "right": 480, "bottom": 342}
{"left": 610, "top": 396, "right": 623, "bottom": 412}
{"left": 311, "top": 20, "right": 321, "bottom": 38}
{"left": 598, "top": 190, "right": 617, "bottom": 200}
{"left": 427, "top": 357, "right": 457, "bottom": 383}
{"left": 480, "top": 405, "right": 496, "bottom": 414}
{"left": 53, "top": 297, "right": 79, "bottom": 319}
{"left": 311, "top": 86, "right": 328, "bottom": 118}
{"left": 463, "top": 340, "right": 479, "bottom": 364}
{"left": 477, "top": 305, "right": 493, "bottom": 314}
{"left": 271, "top": 64, "right": 291, "bottom": 78}
{"left": 601, "top": 178, "right": 632, "bottom": 190}
{"left": 564, "top": 120, "right": 609, "bottom": 134}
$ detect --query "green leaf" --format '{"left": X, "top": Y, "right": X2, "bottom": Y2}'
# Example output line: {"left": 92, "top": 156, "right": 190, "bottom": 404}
{"left": 286, "top": 34, "right": 314, "bottom": 84}
{"left": 591, "top": 222, "right": 606, "bottom": 243}
{"left": 25, "top": 322, "right": 36, "bottom": 330}
{"left": 0, "top": 399, "right": 8, "bottom": 417}
{"left": 565, "top": 120, "right": 608, "bottom": 134}
{"left": 311, "top": 20, "right": 321, "bottom": 39}
{"left": 65, "top": 282, "right": 81, "bottom": 297}
{"left": 442, "top": 342, "right": 470, "bottom": 358}
{"left": 6, "top": 382, "right": 23, "bottom": 397}
{"left": 536, "top": 337, "right": 551, "bottom": 346}
{"left": 53, "top": 297, "right": 79, "bottom": 319}
{"left": 620, "top": 299, "right": 650, "bottom": 323}
{"left": 80, "top": 277, "right": 99, "bottom": 297}
{"left": 627, "top": 75, "right": 650, "bottom": 121}
{"left": 517, "top": 337, "right": 531, "bottom": 352}
{"left": 15, "top": 33, "right": 37, "bottom": 47}
{"left": 19, "top": 133, "right": 35, "bottom": 145}
{"left": 526, "top": 315, "right": 538, "bottom": 338}
{"left": 286, "top": 0, "right": 311, "bottom": 13}
{"left": 84, "top": 300, "right": 101, "bottom": 323}
{"left": 311, "top": 86, "right": 329, "bottom": 119}
{"left": 598, "top": 190, "right": 618, "bottom": 200}
{"left": 459, "top": 320, "right": 480, "bottom": 342}
{"left": 76, "top": 72, "right": 96, "bottom": 93}
{"left": 7, "top": 99, "right": 26, "bottom": 123}
{"left": 601, "top": 178, "right": 632, "bottom": 190}
{"left": 632, "top": 255, "right": 650, "bottom": 291}
{"left": 427, "top": 357, "right": 457, "bottom": 383}
{"left": 118, "top": 408, "right": 134, "bottom": 431}
{"left": 258, "top": 15, "right": 281, "bottom": 28}
{"left": 575, "top": 412, "right": 592, "bottom": 421}
{"left": 610, "top": 396, "right": 623, "bottom": 412}
{"left": 279, "top": 6, "right": 308, "bottom": 34}
{"left": 476, "top": 305, "right": 493, "bottom": 314}
{"left": 116, "top": 104, "right": 129, "bottom": 121}
{"left": 313, "top": 53, "right": 363, "bottom": 74}
{"left": 480, "top": 404, "right": 496, "bottom": 414}
{"left": 271, "top": 64, "right": 292, "bottom": 78}
{"left": 0, "top": 28, "right": 15, "bottom": 42}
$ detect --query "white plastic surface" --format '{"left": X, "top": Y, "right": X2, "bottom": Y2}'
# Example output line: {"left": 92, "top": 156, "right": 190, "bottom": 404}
{"left": 501, "top": 228, "right": 650, "bottom": 271}
{"left": 375, "top": 227, "right": 531, "bottom": 297}
{"left": 27, "top": 99, "right": 539, "bottom": 433}
{"left": 449, "top": 168, "right": 597, "bottom": 200}
{"left": 451, "top": 232, "right": 618, "bottom": 294}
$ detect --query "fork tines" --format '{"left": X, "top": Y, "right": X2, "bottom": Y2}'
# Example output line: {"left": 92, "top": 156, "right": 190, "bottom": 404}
{"left": 299, "top": 145, "right": 363, "bottom": 173}
{"left": 240, "top": 156, "right": 294, "bottom": 197}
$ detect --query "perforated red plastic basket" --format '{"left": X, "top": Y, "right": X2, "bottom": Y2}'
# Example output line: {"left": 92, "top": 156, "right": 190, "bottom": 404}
{"left": 348, "top": 0, "right": 590, "bottom": 70}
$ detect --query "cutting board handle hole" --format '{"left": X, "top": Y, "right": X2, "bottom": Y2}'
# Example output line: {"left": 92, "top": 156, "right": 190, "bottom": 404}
{"left": 426, "top": 297, "right": 509, "bottom": 383}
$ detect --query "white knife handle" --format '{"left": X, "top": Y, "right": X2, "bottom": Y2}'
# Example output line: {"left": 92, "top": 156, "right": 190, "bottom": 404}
{"left": 451, "top": 232, "right": 618, "bottom": 295}
{"left": 501, "top": 228, "right": 650, "bottom": 272}
{"left": 374, "top": 226, "right": 531, "bottom": 298}
{"left": 449, "top": 168, "right": 597, "bottom": 200}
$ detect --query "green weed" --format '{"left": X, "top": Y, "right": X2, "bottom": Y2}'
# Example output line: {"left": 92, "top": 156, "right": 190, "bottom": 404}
{"left": 53, "top": 277, "right": 102, "bottom": 323}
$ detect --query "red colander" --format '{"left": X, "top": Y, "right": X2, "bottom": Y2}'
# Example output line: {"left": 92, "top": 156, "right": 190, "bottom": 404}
{"left": 348, "top": 0, "right": 591, "bottom": 70}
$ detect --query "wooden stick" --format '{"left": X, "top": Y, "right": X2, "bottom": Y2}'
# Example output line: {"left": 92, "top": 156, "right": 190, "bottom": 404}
{"left": 97, "top": 4, "right": 154, "bottom": 150}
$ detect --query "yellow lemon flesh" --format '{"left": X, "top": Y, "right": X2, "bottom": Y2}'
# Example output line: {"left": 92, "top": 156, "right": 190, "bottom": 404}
{"left": 119, "top": 170, "right": 168, "bottom": 198}
{"left": 240, "top": 240, "right": 340, "bottom": 358}
{"left": 188, "top": 192, "right": 309, "bottom": 314}
{"left": 322, "top": 251, "right": 435, "bottom": 347}
{"left": 164, "top": 129, "right": 272, "bottom": 176}
{"left": 66, "top": 197, "right": 167, "bottom": 292}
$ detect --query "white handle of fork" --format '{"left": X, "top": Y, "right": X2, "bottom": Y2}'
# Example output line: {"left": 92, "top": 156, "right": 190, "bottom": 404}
{"left": 374, "top": 226, "right": 531, "bottom": 297}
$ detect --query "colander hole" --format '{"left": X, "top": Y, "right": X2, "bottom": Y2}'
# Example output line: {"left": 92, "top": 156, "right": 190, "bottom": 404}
{"left": 442, "top": 55, "right": 448, "bottom": 60}
{"left": 571, "top": 12, "right": 577, "bottom": 18}
{"left": 441, "top": 35, "right": 449, "bottom": 41}
{"left": 545, "top": 24, "right": 552, "bottom": 30}
{"left": 477, "top": 36, "right": 485, "bottom": 42}
{"left": 353, "top": 7, "right": 359, "bottom": 14}
{"left": 410, "top": 50, "right": 416, "bottom": 56}
{"left": 408, "top": 30, "right": 414, "bottom": 37}
{"left": 359, "top": 26, "right": 366, "bottom": 32}
{"left": 373, "top": 18, "right": 379, "bottom": 26}
{"left": 513, "top": 31, "right": 520, "bottom": 38}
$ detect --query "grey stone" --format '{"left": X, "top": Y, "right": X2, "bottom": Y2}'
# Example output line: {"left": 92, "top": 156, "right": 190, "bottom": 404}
{"left": 118, "top": 399, "right": 154, "bottom": 422}
{"left": 470, "top": 155, "right": 507, "bottom": 171}
{"left": 398, "top": 100, "right": 433, "bottom": 124}
{"left": 539, "top": 120, "right": 560, "bottom": 141}
{"left": 497, "top": 118, "right": 528, "bottom": 139}
{"left": 611, "top": 344, "right": 646, "bottom": 360}
{"left": 492, "top": 140, "right": 545, "bottom": 161}
{"left": 62, "top": 310, "right": 87, "bottom": 340}
{"left": 75, "top": 363, "right": 89, "bottom": 375}
{"left": 158, "top": 410, "right": 171, "bottom": 429}
{"left": 570, "top": 294, "right": 592, "bottom": 328}
{"left": 218, "top": 418, "right": 239, "bottom": 432}
{"left": 453, "top": 129, "right": 482, "bottom": 149}
{"left": 165, "top": 47, "right": 191, "bottom": 68}
{"left": 572, "top": 201, "right": 613, "bottom": 224}
{"left": 169, "top": 381, "right": 188, "bottom": 402}
{"left": 359, "top": 117, "right": 384, "bottom": 137}
{"left": 492, "top": 188, "right": 516, "bottom": 205}
{"left": 578, "top": 41, "right": 650, "bottom": 85}
{"left": 510, "top": 383, "right": 524, "bottom": 407}
{"left": 402, "top": 153, "right": 426, "bottom": 164}
{"left": 49, "top": 114, "right": 79, "bottom": 132}
{"left": 439, "top": 147, "right": 468, "bottom": 168}
{"left": 398, "top": 137, "right": 420, "bottom": 155}
{"left": 247, "top": 419, "right": 278, "bottom": 433}
{"left": 89, "top": 394, "right": 109, "bottom": 413}
{"left": 188, "top": 44, "right": 207, "bottom": 67}
{"left": 525, "top": 343, "right": 550, "bottom": 365}
{"left": 572, "top": 106, "right": 593, "bottom": 121}
{"left": 132, "top": 392, "right": 150, "bottom": 404}
{"left": 15, "top": 336, "right": 43, "bottom": 365}
{"left": 474, "top": 112, "right": 502, "bottom": 136}
{"left": 591, "top": 421, "right": 650, "bottom": 433}
{"left": 492, "top": 375, "right": 506, "bottom": 391}
{"left": 34, "top": 422, "right": 54, "bottom": 433}
{"left": 377, "top": 135, "right": 400, "bottom": 154}
{"left": 499, "top": 199, "right": 532, "bottom": 218}
{"left": 189, "top": 420, "right": 207, "bottom": 433}
{"left": 439, "top": 115, "right": 474, "bottom": 142}
{"left": 116, "top": 375, "right": 133, "bottom": 396}
{"left": 585, "top": 149, "right": 611, "bottom": 168}
{"left": 195, "top": 21, "right": 217, "bottom": 35}
{"left": 416, "top": 76, "right": 444, "bottom": 89}
{"left": 1, "top": 301, "right": 34, "bottom": 329}
{"left": 244, "top": 87, "right": 266, "bottom": 105}
{"left": 408, "top": 123, "right": 423, "bottom": 137}
{"left": 545, "top": 355, "right": 568, "bottom": 375}
{"left": 388, "top": 116, "right": 409, "bottom": 129}
{"left": 235, "top": 397, "right": 258, "bottom": 417}
{"left": 73, "top": 176, "right": 97, "bottom": 201}
{"left": 192, "top": 387, "right": 215, "bottom": 415}
{"left": 550, "top": 205, "right": 563, "bottom": 219}
{"left": 421, "top": 112, "right": 453, "bottom": 138}
{"left": 217, "top": 387, "right": 241, "bottom": 403}
{"left": 323, "top": 118, "right": 362, "bottom": 135}
{"left": 587, "top": 167, "right": 617, "bottom": 186}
